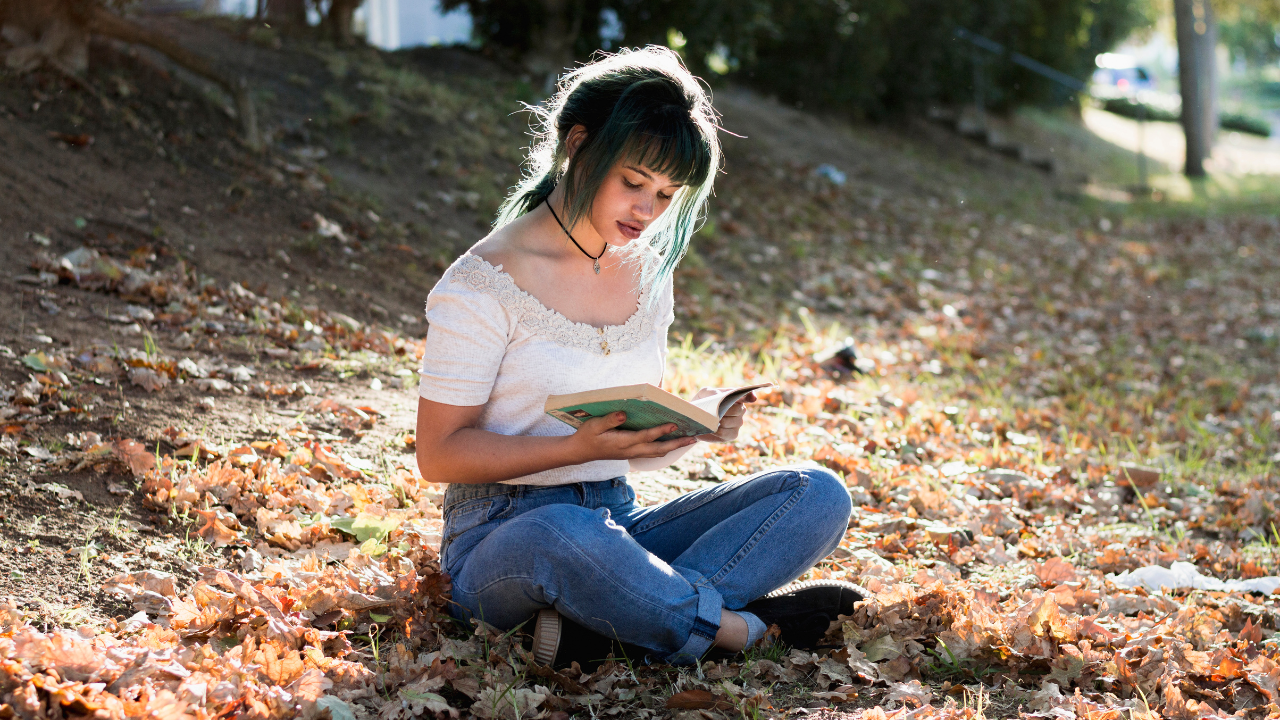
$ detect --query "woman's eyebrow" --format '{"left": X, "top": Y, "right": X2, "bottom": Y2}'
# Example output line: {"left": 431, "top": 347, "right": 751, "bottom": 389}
{"left": 624, "top": 164, "right": 683, "bottom": 188}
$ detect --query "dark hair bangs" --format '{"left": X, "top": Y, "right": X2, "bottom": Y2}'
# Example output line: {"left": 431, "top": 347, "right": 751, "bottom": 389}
{"left": 621, "top": 117, "right": 712, "bottom": 189}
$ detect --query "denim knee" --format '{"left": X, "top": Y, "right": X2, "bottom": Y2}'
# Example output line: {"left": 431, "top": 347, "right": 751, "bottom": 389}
{"left": 798, "top": 467, "right": 852, "bottom": 543}
{"left": 449, "top": 503, "right": 614, "bottom": 609}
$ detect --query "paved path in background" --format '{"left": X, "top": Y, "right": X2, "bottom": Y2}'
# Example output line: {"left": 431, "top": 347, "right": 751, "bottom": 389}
{"left": 1083, "top": 106, "right": 1280, "bottom": 176}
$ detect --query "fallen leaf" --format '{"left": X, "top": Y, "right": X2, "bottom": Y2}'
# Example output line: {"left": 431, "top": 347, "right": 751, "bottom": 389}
{"left": 129, "top": 368, "right": 170, "bottom": 392}
{"left": 1033, "top": 557, "right": 1078, "bottom": 587}
{"left": 665, "top": 689, "right": 731, "bottom": 710}
{"left": 113, "top": 439, "right": 156, "bottom": 477}
{"left": 886, "top": 680, "right": 932, "bottom": 708}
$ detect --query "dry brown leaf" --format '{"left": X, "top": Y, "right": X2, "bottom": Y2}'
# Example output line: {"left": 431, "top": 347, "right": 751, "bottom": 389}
{"left": 256, "top": 641, "right": 305, "bottom": 685}
{"left": 886, "top": 680, "right": 932, "bottom": 708}
{"left": 113, "top": 439, "right": 156, "bottom": 477}
{"left": 1033, "top": 557, "right": 1079, "bottom": 587}
{"left": 665, "top": 689, "right": 732, "bottom": 710}
{"left": 129, "top": 367, "right": 170, "bottom": 392}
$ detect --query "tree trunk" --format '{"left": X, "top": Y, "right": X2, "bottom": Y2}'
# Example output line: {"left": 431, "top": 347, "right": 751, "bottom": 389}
{"left": 0, "top": 0, "right": 90, "bottom": 74}
{"left": 266, "top": 0, "right": 307, "bottom": 28}
{"left": 1174, "top": 0, "right": 1217, "bottom": 177}
{"left": 1, "top": 2, "right": 261, "bottom": 148}
{"left": 327, "top": 0, "right": 363, "bottom": 46}
{"left": 89, "top": 5, "right": 261, "bottom": 150}
{"left": 525, "top": 0, "right": 585, "bottom": 92}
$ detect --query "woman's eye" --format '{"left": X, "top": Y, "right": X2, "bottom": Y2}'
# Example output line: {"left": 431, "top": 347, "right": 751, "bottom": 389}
{"left": 623, "top": 179, "right": 641, "bottom": 189}
{"left": 658, "top": 193, "right": 672, "bottom": 201}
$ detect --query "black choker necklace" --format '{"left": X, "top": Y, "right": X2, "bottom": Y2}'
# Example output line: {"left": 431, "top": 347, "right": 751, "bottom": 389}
{"left": 546, "top": 200, "right": 607, "bottom": 274}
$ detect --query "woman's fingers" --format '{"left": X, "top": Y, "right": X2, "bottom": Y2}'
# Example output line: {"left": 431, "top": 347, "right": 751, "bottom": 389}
{"left": 719, "top": 412, "right": 744, "bottom": 429}
{"left": 633, "top": 423, "right": 679, "bottom": 443}
{"left": 632, "top": 436, "right": 698, "bottom": 457}
{"left": 690, "top": 387, "right": 726, "bottom": 400}
{"left": 580, "top": 412, "right": 630, "bottom": 434}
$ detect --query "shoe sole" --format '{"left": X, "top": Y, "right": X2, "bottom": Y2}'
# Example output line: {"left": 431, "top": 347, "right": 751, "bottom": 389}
{"left": 532, "top": 608, "right": 562, "bottom": 666}
{"left": 762, "top": 578, "right": 869, "bottom": 602}
{"left": 746, "top": 579, "right": 869, "bottom": 649}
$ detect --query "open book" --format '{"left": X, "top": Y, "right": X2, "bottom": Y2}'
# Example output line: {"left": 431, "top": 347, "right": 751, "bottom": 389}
{"left": 545, "top": 383, "right": 772, "bottom": 442}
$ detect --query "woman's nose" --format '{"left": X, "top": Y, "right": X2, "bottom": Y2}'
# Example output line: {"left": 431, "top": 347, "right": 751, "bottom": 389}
{"left": 634, "top": 196, "right": 654, "bottom": 219}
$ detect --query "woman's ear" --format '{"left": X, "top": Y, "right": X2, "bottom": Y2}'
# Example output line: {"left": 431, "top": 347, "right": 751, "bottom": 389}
{"left": 565, "top": 124, "right": 589, "bottom": 159}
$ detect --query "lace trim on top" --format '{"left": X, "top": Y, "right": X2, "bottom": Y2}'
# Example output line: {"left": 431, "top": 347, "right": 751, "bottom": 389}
{"left": 450, "top": 254, "right": 656, "bottom": 356}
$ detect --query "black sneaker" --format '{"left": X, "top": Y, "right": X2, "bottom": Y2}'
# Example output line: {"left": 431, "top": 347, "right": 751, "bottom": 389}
{"left": 530, "top": 609, "right": 645, "bottom": 669}
{"left": 741, "top": 579, "right": 869, "bottom": 650}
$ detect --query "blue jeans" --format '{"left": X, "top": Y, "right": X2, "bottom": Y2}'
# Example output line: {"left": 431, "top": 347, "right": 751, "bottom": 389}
{"left": 440, "top": 465, "right": 852, "bottom": 665}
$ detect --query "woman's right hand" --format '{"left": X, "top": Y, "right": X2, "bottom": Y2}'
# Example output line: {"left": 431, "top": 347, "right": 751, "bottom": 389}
{"left": 570, "top": 412, "right": 699, "bottom": 461}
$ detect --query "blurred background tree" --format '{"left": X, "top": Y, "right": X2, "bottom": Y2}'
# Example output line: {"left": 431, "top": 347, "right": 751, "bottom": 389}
{"left": 265, "top": 0, "right": 307, "bottom": 27}
{"left": 1218, "top": 0, "right": 1280, "bottom": 66}
{"left": 1174, "top": 0, "right": 1217, "bottom": 176}
{"left": 323, "top": 0, "right": 367, "bottom": 45}
{"left": 443, "top": 0, "right": 1154, "bottom": 118}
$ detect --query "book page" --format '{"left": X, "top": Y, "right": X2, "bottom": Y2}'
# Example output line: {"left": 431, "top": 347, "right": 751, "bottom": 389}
{"left": 628, "top": 442, "right": 698, "bottom": 472}
{"left": 690, "top": 383, "right": 773, "bottom": 420}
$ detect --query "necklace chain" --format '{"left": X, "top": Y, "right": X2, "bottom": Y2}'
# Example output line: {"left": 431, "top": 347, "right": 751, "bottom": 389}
{"left": 546, "top": 200, "right": 607, "bottom": 275}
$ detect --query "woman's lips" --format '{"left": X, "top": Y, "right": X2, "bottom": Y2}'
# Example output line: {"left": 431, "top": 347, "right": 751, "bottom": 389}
{"left": 617, "top": 221, "right": 643, "bottom": 240}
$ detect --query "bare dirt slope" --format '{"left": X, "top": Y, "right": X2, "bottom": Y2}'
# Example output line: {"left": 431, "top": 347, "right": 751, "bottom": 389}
{"left": 0, "top": 8, "right": 1079, "bottom": 638}
{"left": 0, "top": 10, "right": 1241, "bottom": 621}
{"left": 4, "top": 15, "right": 1279, "bottom": 720}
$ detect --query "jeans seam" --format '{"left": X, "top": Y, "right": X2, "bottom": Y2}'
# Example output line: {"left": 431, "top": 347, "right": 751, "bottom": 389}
{"left": 443, "top": 484, "right": 516, "bottom": 513}
{"left": 451, "top": 514, "right": 704, "bottom": 630}
{"left": 440, "top": 499, "right": 494, "bottom": 561}
{"left": 707, "top": 472, "right": 809, "bottom": 585}
{"left": 633, "top": 486, "right": 732, "bottom": 534}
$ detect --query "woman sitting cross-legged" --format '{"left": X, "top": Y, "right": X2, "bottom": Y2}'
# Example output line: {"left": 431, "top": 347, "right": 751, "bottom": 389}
{"left": 414, "top": 45, "right": 865, "bottom": 668}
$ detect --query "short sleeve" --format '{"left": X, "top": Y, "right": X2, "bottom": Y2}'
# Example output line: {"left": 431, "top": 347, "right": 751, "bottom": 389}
{"left": 417, "top": 273, "right": 512, "bottom": 406}
{"left": 657, "top": 275, "right": 675, "bottom": 331}
{"left": 657, "top": 276, "right": 675, "bottom": 383}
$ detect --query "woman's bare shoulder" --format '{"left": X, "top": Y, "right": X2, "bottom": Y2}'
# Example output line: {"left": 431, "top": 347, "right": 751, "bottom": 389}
{"left": 468, "top": 218, "right": 558, "bottom": 288}
{"left": 468, "top": 225, "right": 520, "bottom": 269}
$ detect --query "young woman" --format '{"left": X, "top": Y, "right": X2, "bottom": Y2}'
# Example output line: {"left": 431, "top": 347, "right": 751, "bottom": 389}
{"left": 415, "top": 46, "right": 863, "bottom": 667}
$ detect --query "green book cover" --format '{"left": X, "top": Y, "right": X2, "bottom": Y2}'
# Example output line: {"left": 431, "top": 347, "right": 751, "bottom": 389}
{"left": 545, "top": 383, "right": 769, "bottom": 442}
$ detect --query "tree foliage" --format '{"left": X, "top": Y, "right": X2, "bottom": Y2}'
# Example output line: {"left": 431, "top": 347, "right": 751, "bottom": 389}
{"left": 1217, "top": 0, "right": 1280, "bottom": 66}
{"left": 446, "top": 0, "right": 1154, "bottom": 117}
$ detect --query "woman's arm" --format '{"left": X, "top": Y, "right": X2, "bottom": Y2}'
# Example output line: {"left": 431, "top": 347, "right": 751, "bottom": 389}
{"left": 415, "top": 397, "right": 699, "bottom": 484}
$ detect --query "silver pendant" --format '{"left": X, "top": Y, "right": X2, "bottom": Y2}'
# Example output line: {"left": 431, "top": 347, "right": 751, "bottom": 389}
{"left": 593, "top": 259, "right": 600, "bottom": 274}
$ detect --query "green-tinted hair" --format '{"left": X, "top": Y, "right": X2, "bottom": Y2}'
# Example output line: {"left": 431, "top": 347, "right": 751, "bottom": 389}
{"left": 494, "top": 45, "right": 722, "bottom": 303}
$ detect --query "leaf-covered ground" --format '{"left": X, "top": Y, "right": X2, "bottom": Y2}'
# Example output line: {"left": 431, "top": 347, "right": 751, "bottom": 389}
{"left": 2, "top": 17, "right": 1279, "bottom": 720}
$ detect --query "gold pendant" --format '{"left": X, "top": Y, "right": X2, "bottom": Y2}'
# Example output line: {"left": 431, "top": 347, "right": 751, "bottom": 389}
{"left": 593, "top": 259, "right": 600, "bottom": 274}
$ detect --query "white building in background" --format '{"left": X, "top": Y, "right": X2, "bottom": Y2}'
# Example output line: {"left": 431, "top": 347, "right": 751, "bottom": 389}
{"left": 215, "top": 0, "right": 472, "bottom": 49}
{"left": 217, "top": 0, "right": 257, "bottom": 16}
{"left": 360, "top": 0, "right": 472, "bottom": 49}
{"left": 364, "top": 0, "right": 402, "bottom": 49}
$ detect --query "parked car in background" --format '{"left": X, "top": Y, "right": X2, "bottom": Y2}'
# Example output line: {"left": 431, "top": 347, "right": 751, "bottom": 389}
{"left": 1092, "top": 53, "right": 1155, "bottom": 94}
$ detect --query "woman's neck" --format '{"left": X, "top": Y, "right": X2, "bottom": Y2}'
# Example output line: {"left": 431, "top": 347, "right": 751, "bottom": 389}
{"left": 544, "top": 185, "right": 608, "bottom": 258}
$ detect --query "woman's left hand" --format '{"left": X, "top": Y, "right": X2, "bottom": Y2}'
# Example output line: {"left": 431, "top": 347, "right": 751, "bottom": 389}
{"left": 692, "top": 388, "right": 757, "bottom": 443}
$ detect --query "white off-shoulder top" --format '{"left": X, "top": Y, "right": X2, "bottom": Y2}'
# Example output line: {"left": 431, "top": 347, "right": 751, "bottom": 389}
{"left": 418, "top": 253, "right": 676, "bottom": 486}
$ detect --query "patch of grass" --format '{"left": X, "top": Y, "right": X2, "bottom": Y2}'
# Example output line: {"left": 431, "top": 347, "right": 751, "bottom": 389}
{"left": 924, "top": 640, "right": 999, "bottom": 682}
{"left": 742, "top": 639, "right": 789, "bottom": 665}
{"left": 75, "top": 525, "right": 100, "bottom": 582}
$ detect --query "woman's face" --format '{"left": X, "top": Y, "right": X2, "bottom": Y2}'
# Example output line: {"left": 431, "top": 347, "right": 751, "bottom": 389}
{"left": 587, "top": 161, "right": 683, "bottom": 247}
